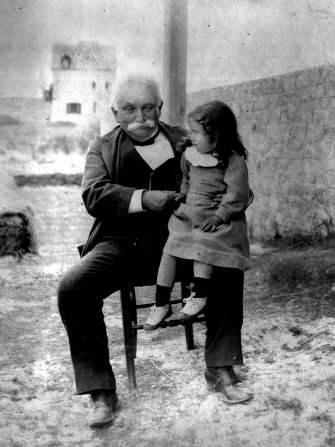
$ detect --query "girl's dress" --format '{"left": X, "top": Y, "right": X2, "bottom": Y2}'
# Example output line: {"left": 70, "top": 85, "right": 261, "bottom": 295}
{"left": 163, "top": 146, "right": 253, "bottom": 271}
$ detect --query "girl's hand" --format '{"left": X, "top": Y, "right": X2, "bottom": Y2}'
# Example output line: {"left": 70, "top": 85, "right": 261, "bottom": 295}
{"left": 199, "top": 215, "right": 223, "bottom": 232}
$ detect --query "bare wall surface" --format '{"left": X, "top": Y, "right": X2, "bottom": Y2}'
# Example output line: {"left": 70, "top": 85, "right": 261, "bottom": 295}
{"left": 188, "top": 64, "right": 335, "bottom": 238}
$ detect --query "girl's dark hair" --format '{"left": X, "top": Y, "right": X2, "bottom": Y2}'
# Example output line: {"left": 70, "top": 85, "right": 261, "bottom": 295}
{"left": 187, "top": 101, "right": 248, "bottom": 161}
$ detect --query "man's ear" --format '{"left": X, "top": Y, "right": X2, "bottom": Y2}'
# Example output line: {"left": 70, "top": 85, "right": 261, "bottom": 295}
{"left": 156, "top": 101, "right": 163, "bottom": 119}
{"left": 111, "top": 107, "right": 119, "bottom": 122}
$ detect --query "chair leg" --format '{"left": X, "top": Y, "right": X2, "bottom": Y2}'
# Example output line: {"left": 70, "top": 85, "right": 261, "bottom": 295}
{"left": 120, "top": 287, "right": 137, "bottom": 391}
{"left": 184, "top": 321, "right": 195, "bottom": 350}
{"left": 129, "top": 287, "right": 137, "bottom": 358}
{"left": 181, "top": 282, "right": 195, "bottom": 350}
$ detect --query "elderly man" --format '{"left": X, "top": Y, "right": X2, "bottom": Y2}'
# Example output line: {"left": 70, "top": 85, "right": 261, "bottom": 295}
{"left": 57, "top": 75, "right": 252, "bottom": 429}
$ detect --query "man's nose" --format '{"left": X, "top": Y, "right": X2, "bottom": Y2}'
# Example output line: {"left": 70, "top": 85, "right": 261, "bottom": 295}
{"left": 135, "top": 108, "right": 144, "bottom": 122}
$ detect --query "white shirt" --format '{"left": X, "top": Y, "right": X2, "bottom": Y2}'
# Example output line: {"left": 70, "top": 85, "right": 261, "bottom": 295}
{"left": 128, "top": 131, "right": 174, "bottom": 213}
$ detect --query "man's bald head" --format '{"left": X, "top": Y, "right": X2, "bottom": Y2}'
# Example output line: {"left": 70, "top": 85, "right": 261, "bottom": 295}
{"left": 112, "top": 75, "right": 162, "bottom": 111}
{"left": 111, "top": 75, "right": 163, "bottom": 141}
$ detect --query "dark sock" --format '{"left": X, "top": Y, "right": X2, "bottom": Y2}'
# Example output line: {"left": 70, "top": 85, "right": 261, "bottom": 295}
{"left": 155, "top": 285, "right": 172, "bottom": 306}
{"left": 192, "top": 277, "right": 210, "bottom": 298}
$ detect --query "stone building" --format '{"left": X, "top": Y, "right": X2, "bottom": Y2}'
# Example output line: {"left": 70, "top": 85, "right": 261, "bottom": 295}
{"left": 50, "top": 41, "right": 116, "bottom": 125}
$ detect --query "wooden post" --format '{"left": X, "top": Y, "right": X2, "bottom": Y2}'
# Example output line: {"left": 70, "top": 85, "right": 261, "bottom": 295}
{"left": 162, "top": 0, "right": 188, "bottom": 126}
{"left": 120, "top": 287, "right": 137, "bottom": 390}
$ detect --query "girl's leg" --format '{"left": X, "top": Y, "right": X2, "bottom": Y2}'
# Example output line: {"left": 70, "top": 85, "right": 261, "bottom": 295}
{"left": 155, "top": 253, "right": 178, "bottom": 306}
{"left": 157, "top": 252, "right": 178, "bottom": 287}
{"left": 193, "top": 260, "right": 213, "bottom": 279}
{"left": 193, "top": 260, "right": 213, "bottom": 298}
{"left": 180, "top": 261, "right": 213, "bottom": 317}
{"left": 144, "top": 253, "right": 178, "bottom": 330}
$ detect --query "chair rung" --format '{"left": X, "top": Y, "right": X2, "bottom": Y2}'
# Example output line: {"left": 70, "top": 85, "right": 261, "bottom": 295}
{"left": 133, "top": 315, "right": 205, "bottom": 330}
{"left": 135, "top": 298, "right": 184, "bottom": 309}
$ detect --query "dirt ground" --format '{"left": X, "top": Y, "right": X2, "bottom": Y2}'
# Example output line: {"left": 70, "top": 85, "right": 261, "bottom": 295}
{"left": 1, "top": 122, "right": 335, "bottom": 446}
{"left": 1, "top": 243, "right": 335, "bottom": 447}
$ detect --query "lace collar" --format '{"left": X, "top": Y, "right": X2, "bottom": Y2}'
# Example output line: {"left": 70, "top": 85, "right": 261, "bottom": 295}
{"left": 184, "top": 146, "right": 219, "bottom": 167}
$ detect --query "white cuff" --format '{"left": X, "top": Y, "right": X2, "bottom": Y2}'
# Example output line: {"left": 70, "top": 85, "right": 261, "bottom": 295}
{"left": 128, "top": 189, "right": 145, "bottom": 213}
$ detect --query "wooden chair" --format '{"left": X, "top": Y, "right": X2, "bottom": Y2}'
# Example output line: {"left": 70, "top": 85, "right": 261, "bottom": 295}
{"left": 119, "top": 282, "right": 205, "bottom": 390}
{"left": 78, "top": 245, "right": 205, "bottom": 390}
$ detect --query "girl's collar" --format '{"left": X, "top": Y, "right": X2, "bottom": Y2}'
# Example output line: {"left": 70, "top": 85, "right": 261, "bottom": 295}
{"left": 184, "top": 146, "right": 219, "bottom": 167}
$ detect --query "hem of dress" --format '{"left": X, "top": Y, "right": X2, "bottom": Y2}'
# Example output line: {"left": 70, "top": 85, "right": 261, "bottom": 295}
{"left": 163, "top": 240, "right": 250, "bottom": 271}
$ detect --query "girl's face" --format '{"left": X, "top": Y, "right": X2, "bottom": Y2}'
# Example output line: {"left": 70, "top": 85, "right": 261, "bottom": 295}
{"left": 187, "top": 119, "right": 214, "bottom": 154}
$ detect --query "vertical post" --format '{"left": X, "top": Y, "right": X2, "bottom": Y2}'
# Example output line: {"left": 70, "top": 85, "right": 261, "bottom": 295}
{"left": 163, "top": 0, "right": 188, "bottom": 126}
{"left": 181, "top": 282, "right": 195, "bottom": 350}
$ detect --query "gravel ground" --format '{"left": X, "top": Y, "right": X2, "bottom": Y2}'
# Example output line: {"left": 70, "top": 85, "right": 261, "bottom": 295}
{"left": 1, "top": 246, "right": 334, "bottom": 447}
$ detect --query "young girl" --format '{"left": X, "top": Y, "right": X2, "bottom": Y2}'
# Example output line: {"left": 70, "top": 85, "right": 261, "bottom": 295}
{"left": 144, "top": 100, "right": 253, "bottom": 330}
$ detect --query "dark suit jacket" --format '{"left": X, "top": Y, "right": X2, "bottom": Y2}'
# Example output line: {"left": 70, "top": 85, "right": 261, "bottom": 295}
{"left": 80, "top": 121, "right": 187, "bottom": 257}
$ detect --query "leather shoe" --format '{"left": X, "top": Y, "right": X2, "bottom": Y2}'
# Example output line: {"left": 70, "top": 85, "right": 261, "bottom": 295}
{"left": 205, "top": 367, "right": 254, "bottom": 404}
{"left": 88, "top": 390, "right": 119, "bottom": 428}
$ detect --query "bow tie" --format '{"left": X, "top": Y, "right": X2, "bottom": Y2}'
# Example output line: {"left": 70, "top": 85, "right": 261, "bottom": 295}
{"left": 129, "top": 128, "right": 160, "bottom": 146}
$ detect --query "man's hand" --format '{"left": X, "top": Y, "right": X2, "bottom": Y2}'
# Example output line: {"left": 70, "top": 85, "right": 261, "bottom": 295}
{"left": 142, "top": 190, "right": 184, "bottom": 212}
{"left": 199, "top": 215, "right": 223, "bottom": 232}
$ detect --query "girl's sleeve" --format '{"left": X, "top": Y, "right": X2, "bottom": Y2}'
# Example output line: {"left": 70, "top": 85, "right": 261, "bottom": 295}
{"left": 215, "top": 154, "right": 253, "bottom": 223}
{"left": 179, "top": 153, "right": 190, "bottom": 198}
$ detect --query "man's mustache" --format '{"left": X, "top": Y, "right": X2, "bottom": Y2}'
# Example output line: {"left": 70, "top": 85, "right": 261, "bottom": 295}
{"left": 127, "top": 119, "right": 156, "bottom": 131}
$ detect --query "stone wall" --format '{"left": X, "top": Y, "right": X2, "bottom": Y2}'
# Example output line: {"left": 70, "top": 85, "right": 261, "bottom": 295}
{"left": 187, "top": 64, "right": 335, "bottom": 239}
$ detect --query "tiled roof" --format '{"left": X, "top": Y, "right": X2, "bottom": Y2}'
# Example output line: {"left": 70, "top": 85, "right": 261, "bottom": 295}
{"left": 52, "top": 41, "right": 116, "bottom": 71}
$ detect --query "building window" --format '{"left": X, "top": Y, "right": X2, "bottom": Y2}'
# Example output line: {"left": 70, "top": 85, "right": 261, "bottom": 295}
{"left": 66, "top": 103, "right": 81, "bottom": 114}
{"left": 61, "top": 55, "right": 72, "bottom": 69}
{"left": 105, "top": 82, "right": 109, "bottom": 89}
{"left": 92, "top": 82, "right": 96, "bottom": 89}
{"left": 43, "top": 85, "right": 53, "bottom": 102}
{"left": 93, "top": 102, "right": 97, "bottom": 113}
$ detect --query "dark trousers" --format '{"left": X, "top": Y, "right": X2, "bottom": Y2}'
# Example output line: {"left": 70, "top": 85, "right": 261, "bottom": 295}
{"left": 57, "top": 240, "right": 244, "bottom": 394}
{"left": 205, "top": 268, "right": 244, "bottom": 367}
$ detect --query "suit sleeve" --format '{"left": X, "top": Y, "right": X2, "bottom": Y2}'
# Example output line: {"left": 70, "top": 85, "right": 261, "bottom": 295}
{"left": 215, "top": 154, "right": 252, "bottom": 223}
{"left": 81, "top": 137, "right": 137, "bottom": 218}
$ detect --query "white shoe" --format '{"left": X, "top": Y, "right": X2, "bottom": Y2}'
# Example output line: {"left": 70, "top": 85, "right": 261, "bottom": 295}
{"left": 144, "top": 304, "right": 172, "bottom": 331}
{"left": 179, "top": 293, "right": 207, "bottom": 318}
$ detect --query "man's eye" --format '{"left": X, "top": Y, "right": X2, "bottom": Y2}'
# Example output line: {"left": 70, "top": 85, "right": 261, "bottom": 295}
{"left": 143, "top": 105, "right": 154, "bottom": 111}
{"left": 123, "top": 106, "right": 134, "bottom": 112}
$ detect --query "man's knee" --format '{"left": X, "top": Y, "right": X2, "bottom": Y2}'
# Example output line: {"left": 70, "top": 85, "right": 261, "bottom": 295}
{"left": 57, "top": 261, "right": 120, "bottom": 317}
{"left": 57, "top": 270, "right": 71, "bottom": 296}
{"left": 57, "top": 269, "right": 78, "bottom": 317}
{"left": 57, "top": 258, "right": 95, "bottom": 303}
